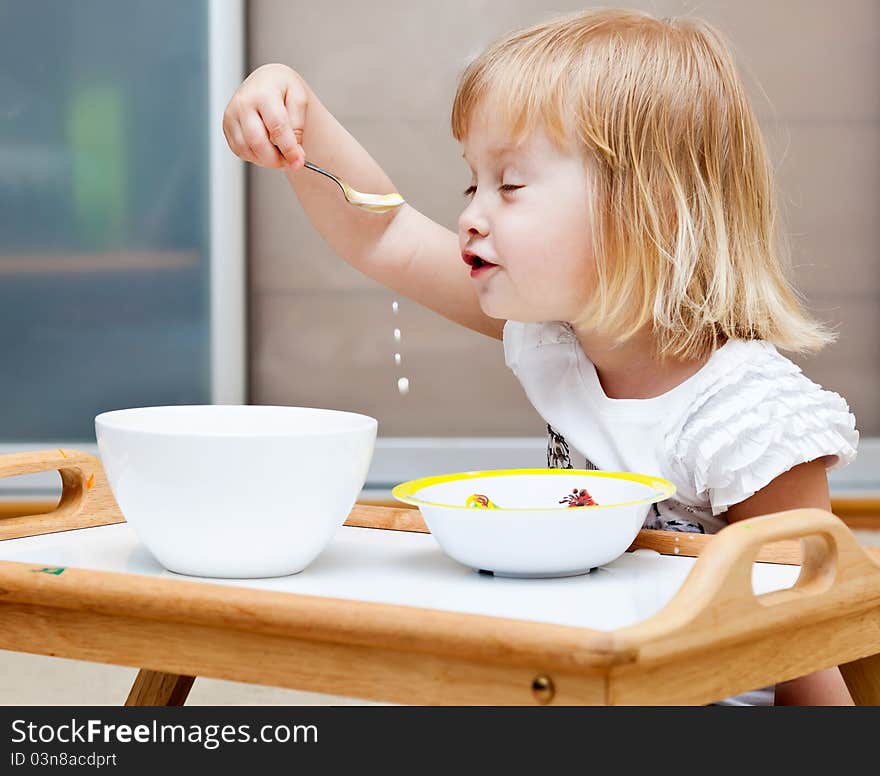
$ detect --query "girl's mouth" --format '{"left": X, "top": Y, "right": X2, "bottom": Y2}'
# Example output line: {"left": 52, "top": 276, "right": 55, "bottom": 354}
{"left": 462, "top": 252, "right": 499, "bottom": 278}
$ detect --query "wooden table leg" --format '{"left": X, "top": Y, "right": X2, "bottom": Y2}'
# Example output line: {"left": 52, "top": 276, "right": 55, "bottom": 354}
{"left": 125, "top": 670, "right": 195, "bottom": 706}
{"left": 840, "top": 653, "right": 880, "bottom": 705}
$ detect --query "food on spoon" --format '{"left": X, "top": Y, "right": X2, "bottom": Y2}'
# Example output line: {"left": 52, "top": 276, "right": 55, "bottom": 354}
{"left": 559, "top": 487, "right": 597, "bottom": 507}
{"left": 466, "top": 493, "right": 497, "bottom": 509}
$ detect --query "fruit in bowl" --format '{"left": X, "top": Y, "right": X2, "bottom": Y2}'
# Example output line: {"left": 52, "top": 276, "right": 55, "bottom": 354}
{"left": 392, "top": 469, "right": 675, "bottom": 578}
{"left": 95, "top": 405, "right": 377, "bottom": 578}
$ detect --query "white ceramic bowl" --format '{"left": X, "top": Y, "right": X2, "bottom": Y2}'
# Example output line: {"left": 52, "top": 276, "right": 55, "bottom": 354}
{"left": 95, "top": 405, "right": 377, "bottom": 578}
{"left": 392, "top": 469, "right": 676, "bottom": 578}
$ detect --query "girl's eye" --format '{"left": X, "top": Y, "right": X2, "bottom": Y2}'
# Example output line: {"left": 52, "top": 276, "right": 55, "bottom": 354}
{"left": 462, "top": 184, "right": 524, "bottom": 197}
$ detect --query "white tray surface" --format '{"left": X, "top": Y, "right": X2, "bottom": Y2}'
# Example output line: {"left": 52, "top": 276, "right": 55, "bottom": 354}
{"left": 0, "top": 523, "right": 800, "bottom": 632}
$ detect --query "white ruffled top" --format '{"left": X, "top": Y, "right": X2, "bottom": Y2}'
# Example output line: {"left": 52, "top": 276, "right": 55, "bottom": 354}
{"left": 503, "top": 320, "right": 859, "bottom": 534}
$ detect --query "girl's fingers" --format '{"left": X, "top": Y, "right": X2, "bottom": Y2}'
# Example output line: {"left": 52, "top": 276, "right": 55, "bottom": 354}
{"left": 228, "top": 119, "right": 255, "bottom": 165}
{"left": 240, "top": 111, "right": 286, "bottom": 168}
{"left": 257, "top": 98, "right": 302, "bottom": 168}
{"left": 222, "top": 67, "right": 307, "bottom": 169}
{"left": 284, "top": 87, "right": 307, "bottom": 168}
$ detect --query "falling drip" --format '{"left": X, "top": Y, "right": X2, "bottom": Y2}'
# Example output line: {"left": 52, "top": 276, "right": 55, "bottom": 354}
{"left": 391, "top": 300, "right": 405, "bottom": 395}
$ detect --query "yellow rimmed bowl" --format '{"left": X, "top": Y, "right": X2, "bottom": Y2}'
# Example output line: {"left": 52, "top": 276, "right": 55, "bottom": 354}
{"left": 392, "top": 469, "right": 676, "bottom": 578}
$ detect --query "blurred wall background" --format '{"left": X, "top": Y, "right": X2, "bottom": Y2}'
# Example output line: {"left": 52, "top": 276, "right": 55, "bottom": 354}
{"left": 248, "top": 0, "right": 880, "bottom": 442}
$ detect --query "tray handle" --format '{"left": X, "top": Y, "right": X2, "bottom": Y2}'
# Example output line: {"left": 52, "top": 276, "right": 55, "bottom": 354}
{"left": 0, "top": 449, "right": 124, "bottom": 540}
{"left": 617, "top": 508, "right": 880, "bottom": 654}
{"left": 686, "top": 508, "right": 878, "bottom": 609}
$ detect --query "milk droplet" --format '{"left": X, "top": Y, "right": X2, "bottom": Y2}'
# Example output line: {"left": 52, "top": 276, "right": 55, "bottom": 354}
{"left": 673, "top": 547, "right": 680, "bottom": 554}
{"left": 397, "top": 377, "right": 410, "bottom": 395}
{"left": 392, "top": 301, "right": 399, "bottom": 314}
{"left": 393, "top": 328, "right": 401, "bottom": 342}
{"left": 394, "top": 352, "right": 402, "bottom": 365}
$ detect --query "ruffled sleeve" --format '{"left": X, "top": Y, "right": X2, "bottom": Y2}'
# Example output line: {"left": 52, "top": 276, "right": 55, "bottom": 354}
{"left": 664, "top": 341, "right": 859, "bottom": 516}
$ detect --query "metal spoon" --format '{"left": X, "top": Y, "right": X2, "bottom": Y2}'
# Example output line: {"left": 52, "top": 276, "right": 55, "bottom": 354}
{"left": 303, "top": 161, "right": 405, "bottom": 214}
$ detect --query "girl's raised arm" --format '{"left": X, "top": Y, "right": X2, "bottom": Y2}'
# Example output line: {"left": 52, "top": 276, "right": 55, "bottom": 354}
{"left": 223, "top": 64, "right": 503, "bottom": 340}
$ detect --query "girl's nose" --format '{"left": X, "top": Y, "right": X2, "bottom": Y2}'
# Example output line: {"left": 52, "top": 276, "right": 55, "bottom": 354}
{"left": 458, "top": 200, "right": 489, "bottom": 238}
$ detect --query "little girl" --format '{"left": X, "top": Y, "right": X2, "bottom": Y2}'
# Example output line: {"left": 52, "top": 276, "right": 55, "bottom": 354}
{"left": 224, "top": 8, "right": 859, "bottom": 705}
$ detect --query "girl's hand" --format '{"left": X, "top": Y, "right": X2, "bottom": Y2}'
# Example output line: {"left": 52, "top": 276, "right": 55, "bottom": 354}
{"left": 222, "top": 64, "right": 307, "bottom": 170}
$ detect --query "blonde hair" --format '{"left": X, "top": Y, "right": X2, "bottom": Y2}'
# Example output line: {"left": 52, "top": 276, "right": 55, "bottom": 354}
{"left": 451, "top": 8, "right": 834, "bottom": 359}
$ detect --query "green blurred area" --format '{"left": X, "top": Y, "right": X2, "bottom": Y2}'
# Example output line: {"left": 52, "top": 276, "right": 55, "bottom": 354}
{"left": 67, "top": 83, "right": 127, "bottom": 250}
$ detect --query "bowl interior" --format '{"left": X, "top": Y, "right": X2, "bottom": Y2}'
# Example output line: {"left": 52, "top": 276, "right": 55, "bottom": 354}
{"left": 95, "top": 405, "right": 377, "bottom": 437}
{"left": 395, "top": 470, "right": 674, "bottom": 511}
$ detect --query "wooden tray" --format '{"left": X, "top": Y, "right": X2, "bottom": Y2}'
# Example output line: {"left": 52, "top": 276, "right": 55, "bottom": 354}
{"left": 1, "top": 448, "right": 880, "bottom": 706}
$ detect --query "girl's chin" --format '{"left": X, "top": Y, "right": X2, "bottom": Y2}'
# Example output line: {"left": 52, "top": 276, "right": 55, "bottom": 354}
{"left": 477, "top": 296, "right": 511, "bottom": 320}
{"left": 476, "top": 286, "right": 563, "bottom": 322}
{"left": 478, "top": 299, "right": 545, "bottom": 322}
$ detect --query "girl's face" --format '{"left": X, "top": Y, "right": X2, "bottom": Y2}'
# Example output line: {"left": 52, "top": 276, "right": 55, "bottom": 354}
{"left": 458, "top": 107, "right": 597, "bottom": 323}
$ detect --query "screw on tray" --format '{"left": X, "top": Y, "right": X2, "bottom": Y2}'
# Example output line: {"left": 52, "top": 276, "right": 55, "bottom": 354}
{"left": 531, "top": 675, "right": 555, "bottom": 704}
